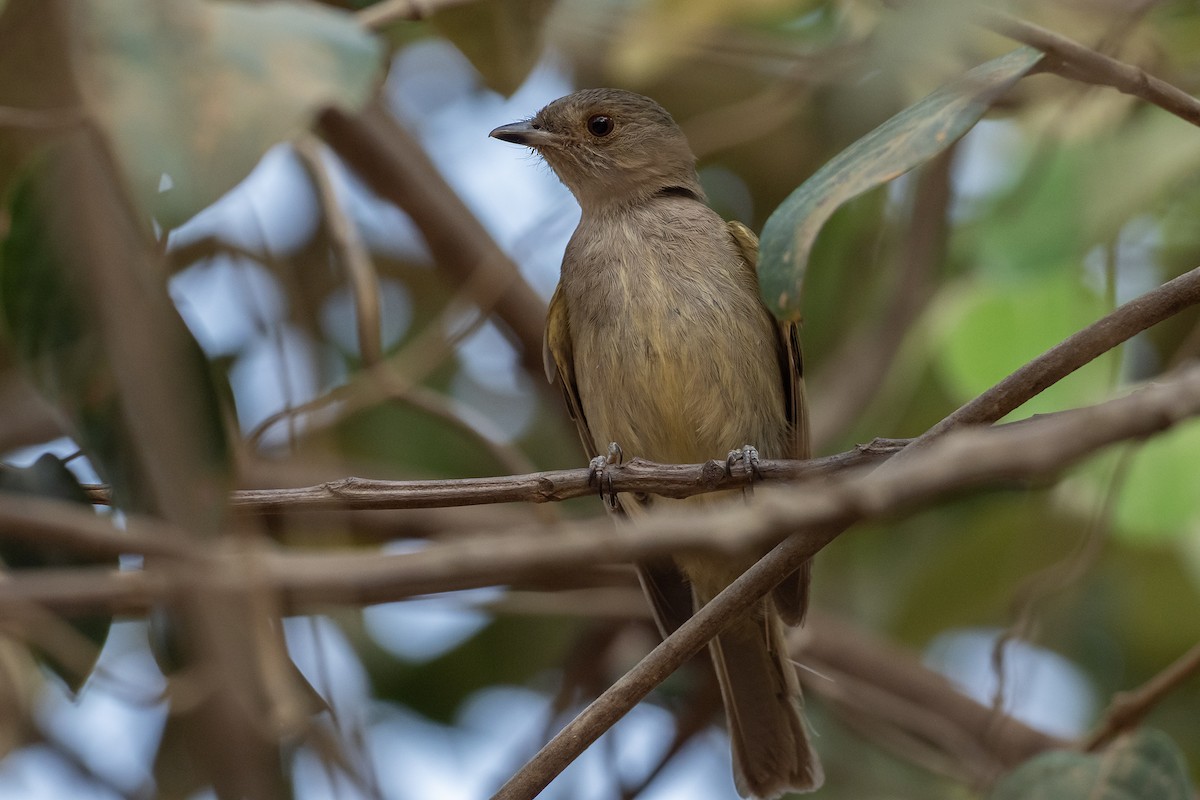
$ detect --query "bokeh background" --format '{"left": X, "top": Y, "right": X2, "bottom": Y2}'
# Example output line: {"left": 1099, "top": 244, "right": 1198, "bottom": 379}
{"left": 2, "top": 0, "right": 1200, "bottom": 798}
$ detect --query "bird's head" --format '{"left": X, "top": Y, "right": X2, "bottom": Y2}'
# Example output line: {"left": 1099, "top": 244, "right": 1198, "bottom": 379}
{"left": 490, "top": 88, "right": 704, "bottom": 211}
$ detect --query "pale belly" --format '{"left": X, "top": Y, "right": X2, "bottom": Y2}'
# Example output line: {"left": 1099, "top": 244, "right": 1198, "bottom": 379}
{"left": 572, "top": 294, "right": 788, "bottom": 466}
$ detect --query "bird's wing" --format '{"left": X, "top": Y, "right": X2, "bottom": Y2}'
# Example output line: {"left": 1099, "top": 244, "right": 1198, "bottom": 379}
{"left": 726, "top": 220, "right": 810, "bottom": 461}
{"left": 728, "top": 220, "right": 812, "bottom": 625}
{"left": 545, "top": 282, "right": 597, "bottom": 459}
{"left": 547, "top": 278, "right": 691, "bottom": 634}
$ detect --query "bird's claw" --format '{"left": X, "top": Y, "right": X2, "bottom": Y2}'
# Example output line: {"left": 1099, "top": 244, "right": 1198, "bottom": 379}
{"left": 726, "top": 444, "right": 762, "bottom": 485}
{"left": 589, "top": 442, "right": 624, "bottom": 510}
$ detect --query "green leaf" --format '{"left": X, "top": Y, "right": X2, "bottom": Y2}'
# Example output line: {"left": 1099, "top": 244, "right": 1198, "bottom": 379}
{"left": 758, "top": 47, "right": 1043, "bottom": 321}
{"left": 0, "top": 453, "right": 114, "bottom": 693}
{"left": 930, "top": 272, "right": 1114, "bottom": 419}
{"left": 70, "top": 0, "right": 384, "bottom": 227}
{"left": 1105, "top": 417, "right": 1200, "bottom": 542}
{"left": 989, "top": 730, "right": 1194, "bottom": 800}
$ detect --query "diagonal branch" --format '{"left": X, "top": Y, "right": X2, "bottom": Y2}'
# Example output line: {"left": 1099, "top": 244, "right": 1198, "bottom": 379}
{"left": 981, "top": 9, "right": 1200, "bottom": 128}
{"left": 1084, "top": 639, "right": 1200, "bottom": 750}
{"left": 911, "top": 264, "right": 1200, "bottom": 447}
{"left": 316, "top": 104, "right": 554, "bottom": 391}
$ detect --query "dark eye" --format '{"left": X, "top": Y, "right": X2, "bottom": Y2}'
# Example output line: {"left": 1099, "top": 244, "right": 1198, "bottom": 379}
{"left": 587, "top": 114, "right": 614, "bottom": 137}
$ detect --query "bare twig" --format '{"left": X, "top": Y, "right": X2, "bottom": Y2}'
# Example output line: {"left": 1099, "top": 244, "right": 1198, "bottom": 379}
{"left": 317, "top": 105, "right": 553, "bottom": 390}
{"left": 981, "top": 9, "right": 1200, "bottom": 128}
{"left": 1084, "top": 640, "right": 1200, "bottom": 750}
{"left": 223, "top": 261, "right": 1200, "bottom": 509}
{"left": 295, "top": 136, "right": 383, "bottom": 366}
{"left": 911, "top": 264, "right": 1200, "bottom": 447}
{"left": 89, "top": 439, "right": 909, "bottom": 512}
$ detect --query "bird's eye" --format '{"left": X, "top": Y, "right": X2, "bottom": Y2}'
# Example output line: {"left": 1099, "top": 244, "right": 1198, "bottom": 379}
{"left": 587, "top": 115, "right": 614, "bottom": 137}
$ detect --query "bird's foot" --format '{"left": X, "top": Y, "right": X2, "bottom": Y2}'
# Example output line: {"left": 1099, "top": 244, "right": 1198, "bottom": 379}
{"left": 589, "top": 441, "right": 624, "bottom": 511}
{"left": 726, "top": 444, "right": 762, "bottom": 491}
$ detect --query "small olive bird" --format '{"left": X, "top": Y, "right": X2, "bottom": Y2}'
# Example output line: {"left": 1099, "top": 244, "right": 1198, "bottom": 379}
{"left": 491, "top": 89, "right": 822, "bottom": 797}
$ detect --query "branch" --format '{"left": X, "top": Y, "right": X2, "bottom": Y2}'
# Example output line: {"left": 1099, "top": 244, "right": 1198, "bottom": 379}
{"left": 982, "top": 9, "right": 1200, "bottom": 128}
{"left": 1084, "top": 639, "right": 1200, "bottom": 750}
{"left": 9, "top": 368, "right": 1200, "bottom": 619}
{"left": 221, "top": 439, "right": 904, "bottom": 512}
{"left": 316, "top": 104, "right": 553, "bottom": 390}
{"left": 295, "top": 136, "right": 383, "bottom": 366}
{"left": 912, "top": 264, "right": 1200, "bottom": 447}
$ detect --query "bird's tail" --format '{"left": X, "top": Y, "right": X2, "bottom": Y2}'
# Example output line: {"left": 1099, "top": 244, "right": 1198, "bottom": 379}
{"left": 704, "top": 593, "right": 824, "bottom": 797}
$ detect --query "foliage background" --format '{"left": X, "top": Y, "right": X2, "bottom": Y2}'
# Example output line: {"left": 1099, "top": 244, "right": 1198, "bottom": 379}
{"left": 1, "top": 0, "right": 1200, "bottom": 798}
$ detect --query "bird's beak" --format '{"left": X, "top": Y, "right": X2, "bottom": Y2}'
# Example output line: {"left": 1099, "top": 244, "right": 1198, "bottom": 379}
{"left": 489, "top": 120, "right": 554, "bottom": 148}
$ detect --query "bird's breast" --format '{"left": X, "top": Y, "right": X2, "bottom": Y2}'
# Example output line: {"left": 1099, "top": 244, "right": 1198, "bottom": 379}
{"left": 562, "top": 207, "right": 787, "bottom": 464}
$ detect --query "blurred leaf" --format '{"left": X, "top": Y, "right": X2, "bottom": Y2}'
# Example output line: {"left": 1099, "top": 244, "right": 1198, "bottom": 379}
{"left": 966, "top": 114, "right": 1200, "bottom": 282}
{"left": 989, "top": 729, "right": 1193, "bottom": 800}
{"left": 0, "top": 453, "right": 114, "bottom": 693}
{"left": 0, "top": 158, "right": 112, "bottom": 437}
{"left": 1104, "top": 419, "right": 1200, "bottom": 542}
{"left": 876, "top": 492, "right": 1083, "bottom": 644}
{"left": 758, "top": 47, "right": 1042, "bottom": 321}
{"left": 1082, "top": 113, "right": 1200, "bottom": 243}
{"left": 69, "top": 0, "right": 383, "bottom": 228}
{"left": 0, "top": 148, "right": 230, "bottom": 519}
{"left": 929, "top": 271, "right": 1113, "bottom": 419}
{"left": 431, "top": 0, "right": 554, "bottom": 96}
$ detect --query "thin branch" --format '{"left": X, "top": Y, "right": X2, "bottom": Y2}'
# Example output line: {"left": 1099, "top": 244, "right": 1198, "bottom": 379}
{"left": 295, "top": 136, "right": 383, "bottom": 366}
{"left": 0, "top": 494, "right": 194, "bottom": 560}
{"left": 88, "top": 439, "right": 908, "bottom": 512}
{"left": 911, "top": 264, "right": 1200, "bottom": 447}
{"left": 1084, "top": 640, "right": 1200, "bottom": 750}
{"left": 490, "top": 530, "right": 821, "bottom": 799}
{"left": 981, "top": 9, "right": 1200, "bottom": 128}
{"left": 317, "top": 104, "right": 554, "bottom": 391}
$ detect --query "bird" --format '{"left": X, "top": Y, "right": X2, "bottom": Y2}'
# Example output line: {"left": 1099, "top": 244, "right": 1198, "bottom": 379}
{"left": 490, "top": 88, "right": 822, "bottom": 798}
